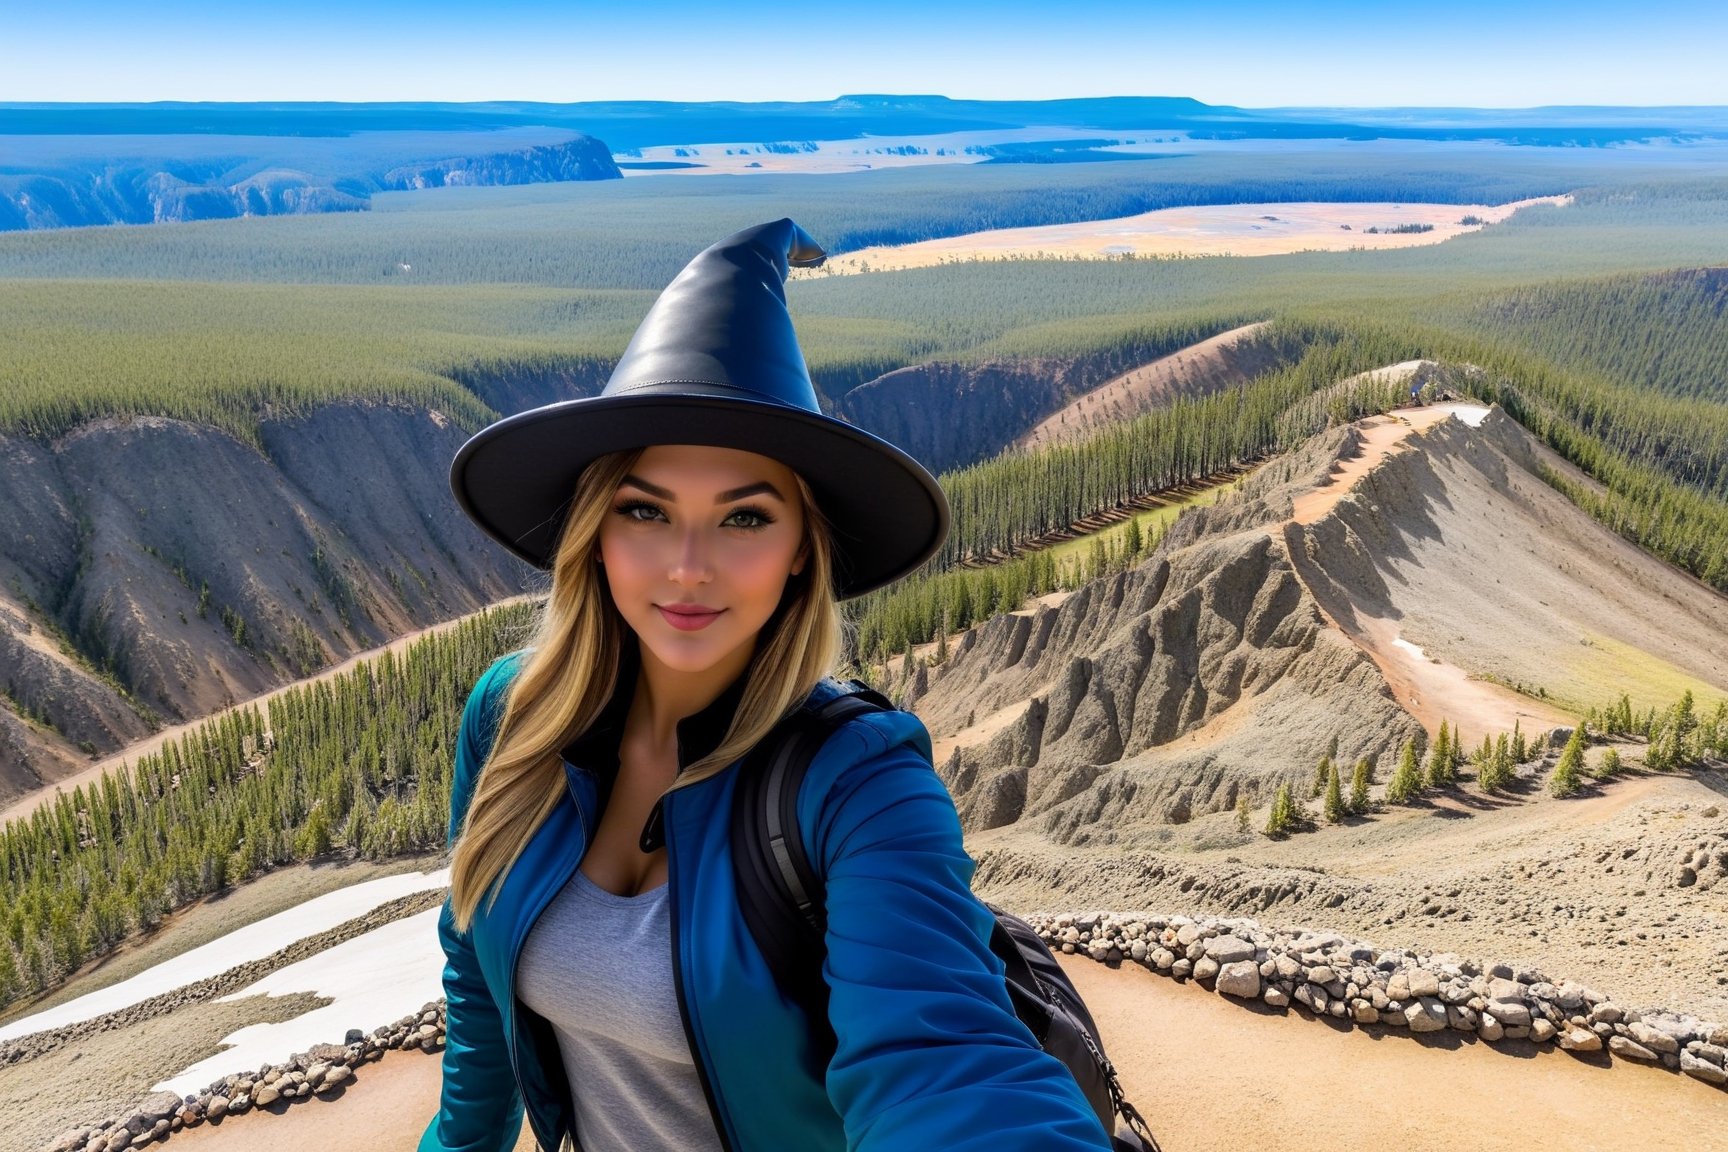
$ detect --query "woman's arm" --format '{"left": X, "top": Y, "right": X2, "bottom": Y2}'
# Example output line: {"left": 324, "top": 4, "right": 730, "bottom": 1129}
{"left": 419, "top": 658, "right": 528, "bottom": 1152}
{"left": 809, "top": 712, "right": 1113, "bottom": 1152}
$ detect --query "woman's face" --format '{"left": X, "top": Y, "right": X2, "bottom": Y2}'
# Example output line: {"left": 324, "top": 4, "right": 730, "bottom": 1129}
{"left": 597, "top": 444, "right": 808, "bottom": 685}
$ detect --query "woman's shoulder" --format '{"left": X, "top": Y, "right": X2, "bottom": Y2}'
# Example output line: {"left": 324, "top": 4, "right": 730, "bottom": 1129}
{"left": 802, "top": 676, "right": 933, "bottom": 769}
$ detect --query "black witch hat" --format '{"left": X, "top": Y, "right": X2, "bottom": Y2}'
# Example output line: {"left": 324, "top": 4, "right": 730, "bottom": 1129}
{"left": 450, "top": 218, "right": 949, "bottom": 598}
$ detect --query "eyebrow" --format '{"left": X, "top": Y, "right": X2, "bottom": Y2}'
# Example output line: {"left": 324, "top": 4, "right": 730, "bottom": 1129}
{"left": 619, "top": 475, "right": 787, "bottom": 503}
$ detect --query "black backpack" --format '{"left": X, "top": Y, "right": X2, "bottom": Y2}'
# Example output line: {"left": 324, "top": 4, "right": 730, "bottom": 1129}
{"left": 730, "top": 682, "right": 1160, "bottom": 1152}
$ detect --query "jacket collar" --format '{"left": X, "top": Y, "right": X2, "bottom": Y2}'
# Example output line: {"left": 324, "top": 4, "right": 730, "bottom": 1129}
{"left": 560, "top": 637, "right": 750, "bottom": 783}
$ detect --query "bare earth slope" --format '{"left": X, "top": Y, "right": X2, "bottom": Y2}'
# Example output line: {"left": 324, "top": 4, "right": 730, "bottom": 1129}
{"left": 0, "top": 403, "right": 551, "bottom": 805}
{"left": 1018, "top": 321, "right": 1278, "bottom": 449}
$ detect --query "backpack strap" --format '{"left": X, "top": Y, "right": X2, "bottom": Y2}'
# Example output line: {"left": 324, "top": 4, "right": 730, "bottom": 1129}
{"left": 730, "top": 679, "right": 892, "bottom": 1062}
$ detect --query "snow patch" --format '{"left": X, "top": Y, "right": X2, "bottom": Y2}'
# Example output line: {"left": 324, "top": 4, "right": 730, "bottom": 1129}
{"left": 1449, "top": 405, "right": 1491, "bottom": 427}
{"left": 1392, "top": 637, "right": 1427, "bottom": 661}
{"left": 153, "top": 906, "right": 447, "bottom": 1096}
{"left": 0, "top": 868, "right": 448, "bottom": 1042}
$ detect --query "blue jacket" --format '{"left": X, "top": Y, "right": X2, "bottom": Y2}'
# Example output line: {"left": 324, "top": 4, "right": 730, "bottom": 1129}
{"left": 419, "top": 649, "right": 1112, "bottom": 1152}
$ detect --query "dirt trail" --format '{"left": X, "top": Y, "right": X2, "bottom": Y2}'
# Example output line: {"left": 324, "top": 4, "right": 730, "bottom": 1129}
{"left": 1062, "top": 955, "right": 1727, "bottom": 1152}
{"left": 0, "top": 596, "right": 533, "bottom": 830}
{"left": 158, "top": 1048, "right": 537, "bottom": 1152}
{"left": 143, "top": 957, "right": 1724, "bottom": 1152}
{"left": 1284, "top": 404, "right": 1573, "bottom": 745}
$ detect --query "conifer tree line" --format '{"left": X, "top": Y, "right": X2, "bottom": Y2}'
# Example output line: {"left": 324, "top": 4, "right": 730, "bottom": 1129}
{"left": 0, "top": 602, "right": 533, "bottom": 1013}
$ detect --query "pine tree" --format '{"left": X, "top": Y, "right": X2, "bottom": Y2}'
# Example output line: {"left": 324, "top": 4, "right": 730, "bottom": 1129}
{"left": 1265, "top": 784, "right": 1296, "bottom": 837}
{"left": 1425, "top": 729, "right": 1455, "bottom": 789}
{"left": 934, "top": 609, "right": 950, "bottom": 665}
{"left": 1311, "top": 755, "right": 1332, "bottom": 799}
{"left": 1551, "top": 726, "right": 1586, "bottom": 797}
{"left": 1348, "top": 758, "right": 1371, "bottom": 815}
{"left": 1323, "top": 761, "right": 1346, "bottom": 823}
{"left": 1124, "top": 516, "right": 1144, "bottom": 559}
{"left": 1235, "top": 794, "right": 1252, "bottom": 834}
{"left": 1596, "top": 747, "right": 1622, "bottom": 779}
{"left": 1510, "top": 719, "right": 1528, "bottom": 764}
{"left": 1386, "top": 739, "right": 1423, "bottom": 804}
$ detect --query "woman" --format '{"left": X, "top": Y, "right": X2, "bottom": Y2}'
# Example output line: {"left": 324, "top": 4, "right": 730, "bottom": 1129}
{"left": 422, "top": 220, "right": 1112, "bottom": 1152}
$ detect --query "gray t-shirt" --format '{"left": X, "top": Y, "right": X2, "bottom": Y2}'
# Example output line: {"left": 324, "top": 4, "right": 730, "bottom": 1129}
{"left": 517, "top": 867, "right": 725, "bottom": 1152}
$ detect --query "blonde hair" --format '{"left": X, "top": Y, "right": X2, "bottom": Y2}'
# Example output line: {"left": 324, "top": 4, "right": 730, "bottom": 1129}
{"left": 447, "top": 448, "right": 843, "bottom": 931}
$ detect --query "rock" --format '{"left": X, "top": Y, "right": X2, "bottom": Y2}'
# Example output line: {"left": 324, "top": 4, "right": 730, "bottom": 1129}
{"left": 1294, "top": 983, "right": 1328, "bottom": 1015}
{"left": 1406, "top": 998, "right": 1448, "bottom": 1033}
{"left": 1351, "top": 998, "right": 1379, "bottom": 1024}
{"left": 345, "top": 1028, "right": 366, "bottom": 1045}
{"left": 1503, "top": 1026, "right": 1531, "bottom": 1041}
{"left": 1629, "top": 1022, "right": 1681, "bottom": 1055}
{"left": 1407, "top": 969, "right": 1442, "bottom": 998}
{"left": 1487, "top": 977, "right": 1524, "bottom": 1003}
{"left": 206, "top": 1098, "right": 229, "bottom": 1121}
{"left": 1559, "top": 1027, "right": 1602, "bottom": 1052}
{"left": 1446, "top": 1004, "right": 1477, "bottom": 1032}
{"left": 1171, "top": 959, "right": 1193, "bottom": 980}
{"left": 1479, "top": 1015, "right": 1506, "bottom": 1043}
{"left": 1263, "top": 985, "right": 1291, "bottom": 1008}
{"left": 1184, "top": 940, "right": 1207, "bottom": 963}
{"left": 1193, "top": 956, "right": 1221, "bottom": 982}
{"left": 1130, "top": 940, "right": 1147, "bottom": 962}
{"left": 1589, "top": 1003, "right": 1624, "bottom": 1025}
{"left": 1710, "top": 1025, "right": 1728, "bottom": 1047}
{"left": 1387, "top": 973, "right": 1411, "bottom": 1001}
{"left": 103, "top": 1133, "right": 129, "bottom": 1152}
{"left": 1204, "top": 935, "right": 1257, "bottom": 965}
{"left": 49, "top": 1130, "right": 92, "bottom": 1152}
{"left": 1175, "top": 923, "right": 1202, "bottom": 948}
{"left": 253, "top": 1084, "right": 281, "bottom": 1107}
{"left": 1485, "top": 1000, "right": 1533, "bottom": 1027}
{"left": 321, "top": 1064, "right": 353, "bottom": 1090}
{"left": 1274, "top": 954, "right": 1303, "bottom": 982}
{"left": 1151, "top": 948, "right": 1175, "bottom": 971}
{"left": 1306, "top": 964, "right": 1337, "bottom": 985}
{"left": 1216, "top": 961, "right": 1261, "bottom": 999}
{"left": 1693, "top": 1043, "right": 1728, "bottom": 1067}
{"left": 1530, "top": 1018, "right": 1557, "bottom": 1044}
{"left": 1609, "top": 1035, "right": 1658, "bottom": 1062}
{"left": 1680, "top": 1051, "right": 1728, "bottom": 1085}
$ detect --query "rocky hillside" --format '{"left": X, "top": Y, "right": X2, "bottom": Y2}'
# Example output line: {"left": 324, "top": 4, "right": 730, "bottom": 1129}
{"left": 909, "top": 403, "right": 1728, "bottom": 844}
{"left": 0, "top": 404, "right": 536, "bottom": 802}
{"left": 0, "top": 136, "right": 619, "bottom": 231}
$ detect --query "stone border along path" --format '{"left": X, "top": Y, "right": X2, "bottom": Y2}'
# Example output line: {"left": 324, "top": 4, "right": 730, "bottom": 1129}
{"left": 41, "top": 908, "right": 1728, "bottom": 1152}
{"left": 1028, "top": 911, "right": 1728, "bottom": 1090}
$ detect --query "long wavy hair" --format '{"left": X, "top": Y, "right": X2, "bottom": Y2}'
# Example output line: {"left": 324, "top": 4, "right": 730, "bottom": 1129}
{"left": 448, "top": 447, "right": 844, "bottom": 931}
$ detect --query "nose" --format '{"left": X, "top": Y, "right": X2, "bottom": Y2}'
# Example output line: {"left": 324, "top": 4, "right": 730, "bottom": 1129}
{"left": 668, "top": 525, "right": 714, "bottom": 587}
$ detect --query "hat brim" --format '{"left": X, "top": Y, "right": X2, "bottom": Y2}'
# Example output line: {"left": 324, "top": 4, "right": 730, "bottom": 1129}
{"left": 450, "top": 390, "right": 950, "bottom": 599}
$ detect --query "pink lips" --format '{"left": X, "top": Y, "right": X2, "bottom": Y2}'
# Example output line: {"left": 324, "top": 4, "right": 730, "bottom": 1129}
{"left": 657, "top": 604, "right": 724, "bottom": 631}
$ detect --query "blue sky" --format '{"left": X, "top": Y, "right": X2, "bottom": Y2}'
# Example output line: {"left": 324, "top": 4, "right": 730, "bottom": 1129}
{"left": 4, "top": 1, "right": 1725, "bottom": 107}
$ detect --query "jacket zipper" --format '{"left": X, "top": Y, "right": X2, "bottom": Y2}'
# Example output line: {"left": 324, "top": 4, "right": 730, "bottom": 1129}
{"left": 663, "top": 790, "right": 739, "bottom": 1152}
